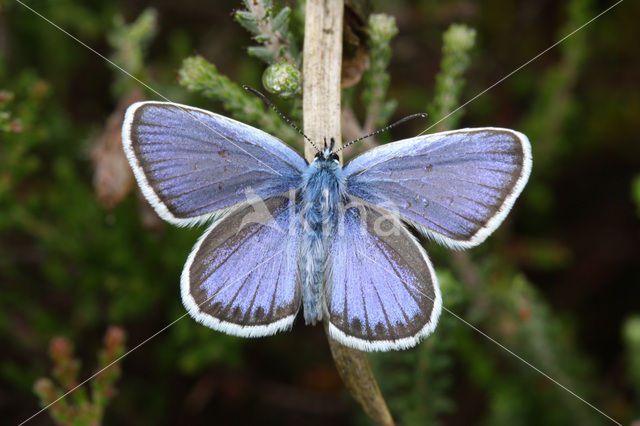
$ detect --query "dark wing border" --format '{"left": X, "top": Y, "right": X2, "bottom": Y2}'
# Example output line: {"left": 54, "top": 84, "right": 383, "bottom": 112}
{"left": 327, "top": 202, "right": 442, "bottom": 351}
{"left": 180, "top": 195, "right": 302, "bottom": 337}
{"left": 344, "top": 127, "right": 532, "bottom": 249}
{"left": 122, "top": 101, "right": 305, "bottom": 227}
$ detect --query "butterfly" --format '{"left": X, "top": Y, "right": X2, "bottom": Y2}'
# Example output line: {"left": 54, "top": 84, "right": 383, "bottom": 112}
{"left": 122, "top": 101, "right": 532, "bottom": 351}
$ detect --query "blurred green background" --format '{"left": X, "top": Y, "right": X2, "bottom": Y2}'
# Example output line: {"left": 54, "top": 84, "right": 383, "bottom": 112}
{"left": 1, "top": 0, "right": 639, "bottom": 425}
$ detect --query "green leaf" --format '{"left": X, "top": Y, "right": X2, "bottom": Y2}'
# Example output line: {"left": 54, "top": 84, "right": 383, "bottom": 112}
{"left": 271, "top": 6, "right": 291, "bottom": 32}
{"left": 234, "top": 11, "right": 260, "bottom": 34}
{"left": 247, "top": 45, "right": 276, "bottom": 63}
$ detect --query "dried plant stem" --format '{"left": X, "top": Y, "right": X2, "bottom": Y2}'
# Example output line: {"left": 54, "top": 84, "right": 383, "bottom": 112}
{"left": 302, "top": 0, "right": 343, "bottom": 160}
{"left": 302, "top": 1, "right": 393, "bottom": 424}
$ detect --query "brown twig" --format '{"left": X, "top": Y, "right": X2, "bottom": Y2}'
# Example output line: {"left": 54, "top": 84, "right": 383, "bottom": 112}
{"left": 302, "top": 1, "right": 393, "bottom": 424}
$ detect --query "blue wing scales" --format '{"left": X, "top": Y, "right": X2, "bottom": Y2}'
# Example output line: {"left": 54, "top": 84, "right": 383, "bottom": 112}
{"left": 181, "top": 194, "right": 302, "bottom": 336}
{"left": 344, "top": 128, "right": 532, "bottom": 248}
{"left": 122, "top": 102, "right": 306, "bottom": 226}
{"left": 327, "top": 201, "right": 441, "bottom": 351}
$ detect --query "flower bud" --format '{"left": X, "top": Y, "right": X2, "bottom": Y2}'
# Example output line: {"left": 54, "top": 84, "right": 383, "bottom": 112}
{"left": 262, "top": 61, "right": 301, "bottom": 98}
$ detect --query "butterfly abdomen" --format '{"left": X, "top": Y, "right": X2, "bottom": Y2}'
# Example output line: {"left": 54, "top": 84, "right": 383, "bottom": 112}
{"left": 299, "top": 159, "right": 345, "bottom": 325}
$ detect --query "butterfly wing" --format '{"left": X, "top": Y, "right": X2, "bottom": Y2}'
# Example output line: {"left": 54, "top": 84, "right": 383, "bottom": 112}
{"left": 326, "top": 201, "right": 442, "bottom": 351}
{"left": 344, "top": 128, "right": 532, "bottom": 248}
{"left": 182, "top": 193, "right": 302, "bottom": 336}
{"left": 122, "top": 101, "right": 306, "bottom": 226}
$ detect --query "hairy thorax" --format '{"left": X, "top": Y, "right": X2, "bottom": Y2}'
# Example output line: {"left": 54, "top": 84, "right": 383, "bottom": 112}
{"left": 299, "top": 158, "right": 345, "bottom": 324}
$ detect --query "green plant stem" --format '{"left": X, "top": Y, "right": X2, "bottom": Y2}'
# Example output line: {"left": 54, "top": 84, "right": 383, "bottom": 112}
{"left": 428, "top": 24, "right": 476, "bottom": 133}
{"left": 178, "top": 55, "right": 299, "bottom": 147}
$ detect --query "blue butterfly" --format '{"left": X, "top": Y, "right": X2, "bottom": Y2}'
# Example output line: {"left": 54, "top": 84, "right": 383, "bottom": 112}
{"left": 122, "top": 101, "right": 532, "bottom": 351}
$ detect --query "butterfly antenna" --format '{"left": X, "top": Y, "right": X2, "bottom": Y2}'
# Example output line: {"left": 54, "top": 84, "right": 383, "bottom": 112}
{"left": 334, "top": 113, "right": 428, "bottom": 153}
{"left": 243, "top": 85, "right": 321, "bottom": 153}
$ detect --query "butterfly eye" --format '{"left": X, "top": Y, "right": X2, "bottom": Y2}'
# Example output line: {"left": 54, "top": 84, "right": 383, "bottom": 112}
{"left": 329, "top": 153, "right": 339, "bottom": 162}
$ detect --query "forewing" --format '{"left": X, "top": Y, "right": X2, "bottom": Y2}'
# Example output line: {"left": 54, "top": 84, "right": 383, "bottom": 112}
{"left": 327, "top": 201, "right": 442, "bottom": 351}
{"left": 344, "top": 128, "right": 532, "bottom": 248}
{"left": 181, "top": 194, "right": 302, "bottom": 336}
{"left": 122, "top": 101, "right": 306, "bottom": 226}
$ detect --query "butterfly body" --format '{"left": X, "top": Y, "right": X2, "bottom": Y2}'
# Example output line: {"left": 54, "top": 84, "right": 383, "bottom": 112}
{"left": 299, "top": 147, "right": 345, "bottom": 324}
{"left": 122, "top": 101, "right": 532, "bottom": 351}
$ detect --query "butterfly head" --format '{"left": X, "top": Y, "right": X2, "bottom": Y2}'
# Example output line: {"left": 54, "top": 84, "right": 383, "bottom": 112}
{"left": 314, "top": 137, "right": 340, "bottom": 164}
